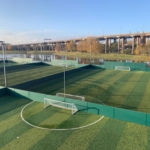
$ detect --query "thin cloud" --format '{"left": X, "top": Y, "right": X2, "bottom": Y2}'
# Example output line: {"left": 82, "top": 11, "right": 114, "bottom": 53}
{"left": 0, "top": 29, "right": 65, "bottom": 44}
{"left": 17, "top": 29, "right": 64, "bottom": 36}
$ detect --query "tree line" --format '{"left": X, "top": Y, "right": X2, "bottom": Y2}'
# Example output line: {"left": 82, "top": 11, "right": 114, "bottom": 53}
{"left": 135, "top": 43, "right": 150, "bottom": 55}
{"left": 3, "top": 37, "right": 150, "bottom": 55}
{"left": 55, "top": 37, "right": 136, "bottom": 54}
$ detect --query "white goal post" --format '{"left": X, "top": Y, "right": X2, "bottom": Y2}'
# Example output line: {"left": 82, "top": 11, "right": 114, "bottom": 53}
{"left": 115, "top": 66, "right": 130, "bottom": 71}
{"left": 44, "top": 98, "right": 78, "bottom": 114}
{"left": 58, "top": 63, "right": 75, "bottom": 67}
{"left": 56, "top": 93, "right": 85, "bottom": 101}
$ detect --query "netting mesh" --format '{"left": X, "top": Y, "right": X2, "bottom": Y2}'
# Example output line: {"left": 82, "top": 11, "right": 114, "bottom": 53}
{"left": 44, "top": 98, "right": 78, "bottom": 114}
{"left": 115, "top": 66, "right": 130, "bottom": 71}
{"left": 56, "top": 93, "right": 85, "bottom": 101}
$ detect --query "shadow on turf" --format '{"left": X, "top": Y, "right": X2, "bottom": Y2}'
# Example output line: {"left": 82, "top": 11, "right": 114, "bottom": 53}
{"left": 0, "top": 96, "right": 31, "bottom": 115}
{"left": 0, "top": 62, "right": 49, "bottom": 74}
{"left": 11, "top": 66, "right": 106, "bottom": 93}
{"left": 76, "top": 105, "right": 100, "bottom": 115}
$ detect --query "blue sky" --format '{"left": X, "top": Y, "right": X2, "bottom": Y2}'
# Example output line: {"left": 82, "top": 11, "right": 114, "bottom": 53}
{"left": 0, "top": 0, "right": 149, "bottom": 44}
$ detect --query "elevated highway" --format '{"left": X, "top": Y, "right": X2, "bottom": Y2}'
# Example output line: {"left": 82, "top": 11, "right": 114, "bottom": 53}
{"left": 9, "top": 32, "right": 150, "bottom": 54}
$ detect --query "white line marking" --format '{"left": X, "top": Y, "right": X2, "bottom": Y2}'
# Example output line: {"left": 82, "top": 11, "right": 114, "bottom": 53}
{"left": 21, "top": 101, "right": 104, "bottom": 131}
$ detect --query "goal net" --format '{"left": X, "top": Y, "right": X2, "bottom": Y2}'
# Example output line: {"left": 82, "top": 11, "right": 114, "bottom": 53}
{"left": 56, "top": 93, "right": 85, "bottom": 101}
{"left": 58, "top": 63, "right": 75, "bottom": 68}
{"left": 115, "top": 66, "right": 130, "bottom": 71}
{"left": 44, "top": 98, "right": 78, "bottom": 114}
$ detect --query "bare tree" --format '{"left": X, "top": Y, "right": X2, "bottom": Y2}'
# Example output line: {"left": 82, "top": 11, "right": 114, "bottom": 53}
{"left": 55, "top": 43, "right": 61, "bottom": 52}
{"left": 66, "top": 41, "right": 77, "bottom": 52}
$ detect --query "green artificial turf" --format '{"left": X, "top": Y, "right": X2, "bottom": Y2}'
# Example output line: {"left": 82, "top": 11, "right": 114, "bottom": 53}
{"left": 0, "top": 65, "right": 71, "bottom": 87}
{"left": 0, "top": 64, "right": 150, "bottom": 113}
{"left": 0, "top": 95, "right": 150, "bottom": 150}
{"left": 26, "top": 69, "right": 150, "bottom": 113}
{"left": 22, "top": 101, "right": 100, "bottom": 129}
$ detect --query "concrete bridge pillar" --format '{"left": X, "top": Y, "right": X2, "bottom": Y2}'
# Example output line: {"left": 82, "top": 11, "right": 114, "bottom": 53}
{"left": 132, "top": 37, "right": 135, "bottom": 54}
{"left": 136, "top": 37, "right": 139, "bottom": 47}
{"left": 35, "top": 45, "right": 37, "bottom": 51}
{"left": 138, "top": 37, "right": 141, "bottom": 45}
{"left": 124, "top": 38, "right": 127, "bottom": 44}
{"left": 105, "top": 38, "right": 108, "bottom": 53}
{"left": 140, "top": 36, "right": 146, "bottom": 44}
{"left": 59, "top": 43, "right": 61, "bottom": 51}
{"left": 43, "top": 44, "right": 45, "bottom": 51}
{"left": 146, "top": 37, "right": 149, "bottom": 44}
{"left": 52, "top": 43, "right": 56, "bottom": 52}
{"left": 48, "top": 43, "right": 50, "bottom": 51}
{"left": 121, "top": 38, "right": 125, "bottom": 52}
{"left": 118, "top": 37, "right": 120, "bottom": 53}
{"left": 37, "top": 44, "right": 39, "bottom": 51}
{"left": 40, "top": 44, "right": 42, "bottom": 51}
{"left": 108, "top": 39, "right": 111, "bottom": 47}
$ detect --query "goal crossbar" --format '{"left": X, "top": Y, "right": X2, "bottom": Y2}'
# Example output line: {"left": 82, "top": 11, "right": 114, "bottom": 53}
{"left": 115, "top": 66, "right": 130, "bottom": 71}
{"left": 57, "top": 63, "right": 75, "bottom": 67}
{"left": 56, "top": 93, "right": 85, "bottom": 101}
{"left": 44, "top": 98, "right": 78, "bottom": 114}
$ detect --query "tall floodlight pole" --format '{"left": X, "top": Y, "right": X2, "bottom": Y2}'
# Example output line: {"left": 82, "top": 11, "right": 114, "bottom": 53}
{"left": 64, "top": 64, "right": 66, "bottom": 101}
{"left": 0, "top": 41, "right": 7, "bottom": 87}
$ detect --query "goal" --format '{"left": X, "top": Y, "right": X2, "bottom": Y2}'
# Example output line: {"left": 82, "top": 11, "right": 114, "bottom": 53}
{"left": 56, "top": 93, "right": 85, "bottom": 101}
{"left": 44, "top": 98, "right": 78, "bottom": 114}
{"left": 58, "top": 63, "right": 75, "bottom": 68}
{"left": 115, "top": 66, "right": 130, "bottom": 71}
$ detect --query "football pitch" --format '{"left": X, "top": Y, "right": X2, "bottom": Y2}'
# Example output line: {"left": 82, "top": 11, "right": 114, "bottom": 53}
{"left": 27, "top": 68, "right": 150, "bottom": 113}
{"left": 0, "top": 63, "right": 150, "bottom": 149}
{"left": 0, "top": 95, "right": 150, "bottom": 150}
{"left": 0, "top": 64, "right": 72, "bottom": 87}
{"left": 1, "top": 64, "right": 150, "bottom": 113}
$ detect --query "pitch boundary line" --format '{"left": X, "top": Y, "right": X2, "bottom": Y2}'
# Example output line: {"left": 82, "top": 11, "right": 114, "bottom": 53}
{"left": 21, "top": 101, "right": 104, "bottom": 131}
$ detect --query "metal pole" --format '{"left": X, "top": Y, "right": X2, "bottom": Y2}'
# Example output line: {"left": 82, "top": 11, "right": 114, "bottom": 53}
{"left": 64, "top": 65, "right": 66, "bottom": 101}
{"left": 2, "top": 42, "right": 7, "bottom": 87}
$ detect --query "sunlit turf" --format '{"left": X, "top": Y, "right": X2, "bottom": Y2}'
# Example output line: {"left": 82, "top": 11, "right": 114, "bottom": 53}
{"left": 1, "top": 63, "right": 150, "bottom": 113}
{"left": 26, "top": 69, "right": 150, "bottom": 113}
{"left": 22, "top": 101, "right": 101, "bottom": 129}
{"left": 0, "top": 95, "right": 150, "bottom": 150}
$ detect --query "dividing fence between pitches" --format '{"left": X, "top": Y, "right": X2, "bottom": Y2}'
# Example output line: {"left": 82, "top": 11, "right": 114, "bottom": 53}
{"left": 50, "top": 59, "right": 87, "bottom": 68}
{"left": 1, "top": 87, "right": 150, "bottom": 127}
{"left": 95, "top": 61, "right": 150, "bottom": 72}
